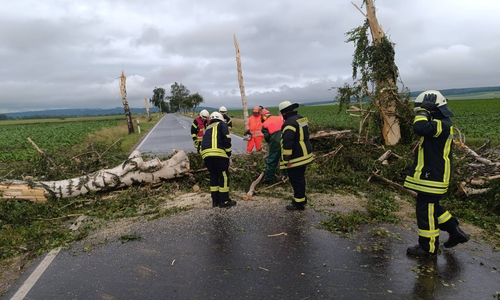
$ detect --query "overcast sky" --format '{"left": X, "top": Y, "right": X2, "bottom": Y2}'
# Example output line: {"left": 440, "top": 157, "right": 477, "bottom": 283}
{"left": 1, "top": 0, "right": 500, "bottom": 113}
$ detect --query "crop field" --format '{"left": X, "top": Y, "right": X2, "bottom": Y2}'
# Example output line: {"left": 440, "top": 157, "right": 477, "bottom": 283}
{"left": 0, "top": 119, "right": 124, "bottom": 163}
{"left": 227, "top": 98, "right": 500, "bottom": 144}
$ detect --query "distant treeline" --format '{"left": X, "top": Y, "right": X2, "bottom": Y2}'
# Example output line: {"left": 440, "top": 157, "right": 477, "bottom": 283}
{"left": 0, "top": 107, "right": 160, "bottom": 120}
{"left": 409, "top": 86, "right": 500, "bottom": 97}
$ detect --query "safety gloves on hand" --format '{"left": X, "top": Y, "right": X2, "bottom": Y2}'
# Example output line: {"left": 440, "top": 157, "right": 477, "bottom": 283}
{"left": 420, "top": 93, "right": 437, "bottom": 111}
{"left": 193, "top": 140, "right": 200, "bottom": 149}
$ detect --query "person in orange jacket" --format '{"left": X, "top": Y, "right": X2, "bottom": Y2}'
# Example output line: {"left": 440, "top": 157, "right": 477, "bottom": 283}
{"left": 246, "top": 106, "right": 264, "bottom": 154}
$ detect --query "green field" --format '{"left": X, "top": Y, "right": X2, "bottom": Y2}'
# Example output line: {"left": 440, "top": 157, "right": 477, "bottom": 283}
{"left": 226, "top": 98, "right": 500, "bottom": 144}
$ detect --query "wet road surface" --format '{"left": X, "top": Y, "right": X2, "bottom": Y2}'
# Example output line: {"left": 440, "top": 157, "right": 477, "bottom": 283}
{"left": 4, "top": 199, "right": 500, "bottom": 299}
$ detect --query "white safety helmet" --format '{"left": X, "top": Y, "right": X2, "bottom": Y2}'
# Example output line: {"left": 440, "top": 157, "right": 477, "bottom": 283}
{"left": 278, "top": 101, "right": 299, "bottom": 113}
{"left": 210, "top": 111, "right": 224, "bottom": 121}
{"left": 199, "top": 109, "right": 209, "bottom": 118}
{"left": 219, "top": 106, "right": 227, "bottom": 113}
{"left": 414, "top": 90, "right": 453, "bottom": 117}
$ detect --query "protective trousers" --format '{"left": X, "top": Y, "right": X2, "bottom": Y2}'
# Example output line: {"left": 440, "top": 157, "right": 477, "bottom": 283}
{"left": 246, "top": 137, "right": 263, "bottom": 153}
{"left": 416, "top": 193, "right": 458, "bottom": 254}
{"left": 204, "top": 157, "right": 230, "bottom": 206}
{"left": 265, "top": 150, "right": 280, "bottom": 183}
{"left": 287, "top": 166, "right": 307, "bottom": 205}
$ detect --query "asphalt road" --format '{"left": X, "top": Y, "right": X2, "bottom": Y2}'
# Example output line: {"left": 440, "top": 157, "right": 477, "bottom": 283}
{"left": 4, "top": 202, "right": 500, "bottom": 300}
{"left": 135, "top": 114, "right": 246, "bottom": 156}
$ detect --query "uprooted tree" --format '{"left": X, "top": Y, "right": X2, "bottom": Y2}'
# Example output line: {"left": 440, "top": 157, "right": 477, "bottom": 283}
{"left": 336, "top": 0, "right": 414, "bottom": 145}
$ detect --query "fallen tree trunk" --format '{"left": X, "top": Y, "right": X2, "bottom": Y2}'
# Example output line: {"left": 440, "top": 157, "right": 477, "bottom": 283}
{"left": 1, "top": 150, "right": 190, "bottom": 200}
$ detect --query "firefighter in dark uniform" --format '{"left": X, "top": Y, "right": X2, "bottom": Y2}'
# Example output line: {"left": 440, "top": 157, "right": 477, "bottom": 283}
{"left": 278, "top": 101, "right": 314, "bottom": 210}
{"left": 201, "top": 111, "right": 237, "bottom": 208}
{"left": 404, "top": 90, "right": 469, "bottom": 257}
{"left": 219, "top": 106, "right": 233, "bottom": 131}
{"left": 191, "top": 109, "right": 209, "bottom": 153}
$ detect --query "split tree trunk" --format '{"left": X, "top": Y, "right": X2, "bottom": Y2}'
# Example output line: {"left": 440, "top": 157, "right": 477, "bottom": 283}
{"left": 233, "top": 34, "right": 249, "bottom": 129}
{"left": 359, "top": 0, "right": 401, "bottom": 145}
{"left": 1, "top": 150, "right": 190, "bottom": 200}
{"left": 120, "top": 70, "right": 135, "bottom": 134}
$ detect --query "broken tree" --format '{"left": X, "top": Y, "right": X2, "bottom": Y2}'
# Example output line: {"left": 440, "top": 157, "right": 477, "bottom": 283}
{"left": 233, "top": 34, "right": 249, "bottom": 129}
{"left": 336, "top": 1, "right": 413, "bottom": 146}
{"left": 120, "top": 70, "right": 135, "bottom": 134}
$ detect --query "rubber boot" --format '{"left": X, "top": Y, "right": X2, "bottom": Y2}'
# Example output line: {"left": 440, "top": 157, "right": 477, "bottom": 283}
{"left": 406, "top": 245, "right": 438, "bottom": 257}
{"left": 218, "top": 191, "right": 236, "bottom": 208}
{"left": 444, "top": 225, "right": 469, "bottom": 248}
{"left": 211, "top": 192, "right": 219, "bottom": 208}
{"left": 286, "top": 197, "right": 306, "bottom": 211}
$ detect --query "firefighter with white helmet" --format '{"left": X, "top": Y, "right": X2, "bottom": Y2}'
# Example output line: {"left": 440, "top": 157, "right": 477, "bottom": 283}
{"left": 404, "top": 90, "right": 469, "bottom": 256}
{"left": 219, "top": 106, "right": 233, "bottom": 130}
{"left": 200, "top": 111, "right": 236, "bottom": 208}
{"left": 191, "top": 109, "right": 209, "bottom": 153}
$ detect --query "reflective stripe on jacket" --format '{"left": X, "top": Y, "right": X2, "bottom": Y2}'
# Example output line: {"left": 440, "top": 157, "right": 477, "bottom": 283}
{"left": 404, "top": 114, "right": 453, "bottom": 195}
{"left": 200, "top": 119, "right": 232, "bottom": 159}
{"left": 279, "top": 112, "right": 314, "bottom": 169}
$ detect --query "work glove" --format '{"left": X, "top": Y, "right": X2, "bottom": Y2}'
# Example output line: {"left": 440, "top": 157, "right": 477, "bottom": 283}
{"left": 193, "top": 140, "right": 200, "bottom": 149}
{"left": 227, "top": 151, "right": 232, "bottom": 157}
{"left": 420, "top": 93, "right": 437, "bottom": 111}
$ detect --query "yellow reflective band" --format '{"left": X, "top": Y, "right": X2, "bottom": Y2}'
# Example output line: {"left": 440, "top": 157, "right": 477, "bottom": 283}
{"left": 405, "top": 176, "right": 449, "bottom": 187}
{"left": 220, "top": 171, "right": 229, "bottom": 192}
{"left": 294, "top": 197, "right": 306, "bottom": 203}
{"left": 282, "top": 149, "right": 293, "bottom": 156}
{"left": 433, "top": 119, "right": 442, "bottom": 138}
{"left": 225, "top": 148, "right": 232, "bottom": 152}
{"left": 414, "top": 115, "right": 428, "bottom": 123}
{"left": 438, "top": 211, "right": 452, "bottom": 224}
{"left": 210, "top": 186, "right": 219, "bottom": 192}
{"left": 226, "top": 134, "right": 231, "bottom": 138}
{"left": 418, "top": 228, "right": 439, "bottom": 238}
{"left": 428, "top": 203, "right": 436, "bottom": 233}
{"left": 403, "top": 181, "right": 448, "bottom": 194}
{"left": 283, "top": 125, "right": 296, "bottom": 133}
{"left": 443, "top": 135, "right": 453, "bottom": 182}
{"left": 191, "top": 133, "right": 197, "bottom": 138}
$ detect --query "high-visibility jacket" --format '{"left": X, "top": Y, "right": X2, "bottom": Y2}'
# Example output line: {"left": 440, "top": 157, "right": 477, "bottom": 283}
{"left": 191, "top": 116, "right": 207, "bottom": 142}
{"left": 247, "top": 115, "right": 264, "bottom": 138}
{"left": 200, "top": 119, "right": 232, "bottom": 159}
{"left": 279, "top": 111, "right": 314, "bottom": 169}
{"left": 262, "top": 115, "right": 283, "bottom": 152}
{"left": 404, "top": 110, "right": 454, "bottom": 195}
